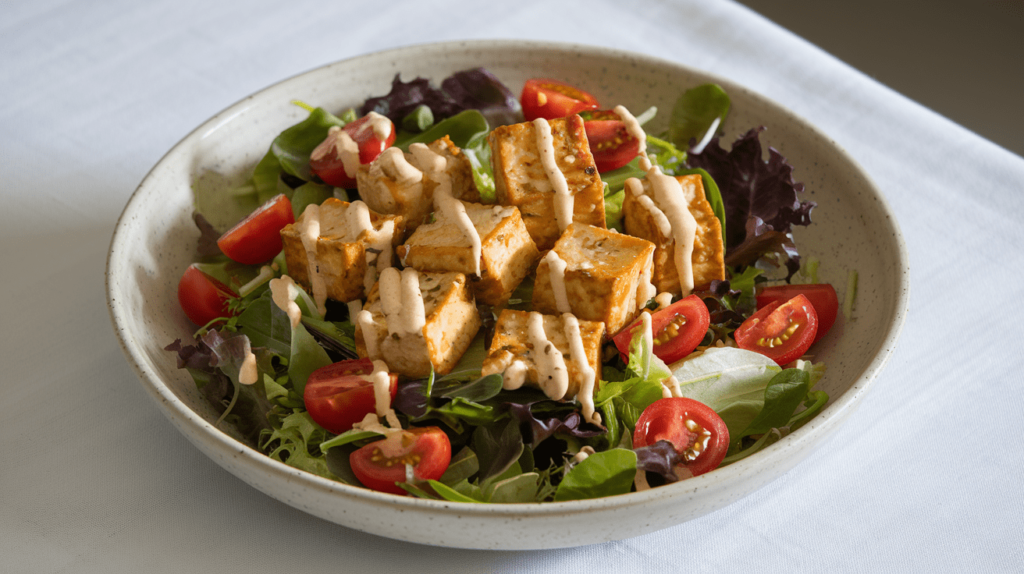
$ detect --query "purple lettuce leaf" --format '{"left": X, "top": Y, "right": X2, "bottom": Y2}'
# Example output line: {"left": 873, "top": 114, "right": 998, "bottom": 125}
{"left": 359, "top": 74, "right": 460, "bottom": 124}
{"left": 440, "top": 68, "right": 522, "bottom": 127}
{"left": 687, "top": 127, "right": 815, "bottom": 277}
{"left": 634, "top": 440, "right": 686, "bottom": 484}
{"left": 508, "top": 402, "right": 605, "bottom": 450}
{"left": 359, "top": 68, "right": 521, "bottom": 128}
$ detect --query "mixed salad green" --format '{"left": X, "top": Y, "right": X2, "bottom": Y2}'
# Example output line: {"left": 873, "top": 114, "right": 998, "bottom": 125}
{"left": 167, "top": 67, "right": 840, "bottom": 503}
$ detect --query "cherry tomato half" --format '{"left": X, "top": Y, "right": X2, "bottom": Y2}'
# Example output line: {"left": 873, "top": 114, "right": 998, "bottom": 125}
{"left": 304, "top": 359, "right": 398, "bottom": 435}
{"left": 520, "top": 78, "right": 599, "bottom": 121}
{"left": 735, "top": 294, "right": 819, "bottom": 365}
{"left": 350, "top": 427, "right": 452, "bottom": 495}
{"left": 216, "top": 194, "right": 294, "bottom": 265}
{"left": 634, "top": 397, "right": 729, "bottom": 477}
{"left": 583, "top": 119, "right": 640, "bottom": 173}
{"left": 756, "top": 284, "right": 838, "bottom": 343}
{"left": 612, "top": 295, "right": 711, "bottom": 365}
{"left": 310, "top": 113, "right": 396, "bottom": 188}
{"left": 177, "top": 264, "right": 237, "bottom": 326}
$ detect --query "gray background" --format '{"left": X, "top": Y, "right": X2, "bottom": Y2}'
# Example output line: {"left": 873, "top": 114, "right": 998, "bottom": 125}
{"left": 738, "top": 0, "right": 1024, "bottom": 157}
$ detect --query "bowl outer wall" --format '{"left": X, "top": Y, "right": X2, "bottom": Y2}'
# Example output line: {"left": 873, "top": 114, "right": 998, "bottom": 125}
{"left": 106, "top": 40, "right": 909, "bottom": 549}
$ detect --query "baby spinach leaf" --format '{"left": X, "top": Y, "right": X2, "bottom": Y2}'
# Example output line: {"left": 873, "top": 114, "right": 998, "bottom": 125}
{"left": 290, "top": 181, "right": 334, "bottom": 219}
{"left": 735, "top": 368, "right": 810, "bottom": 447}
{"left": 488, "top": 473, "right": 541, "bottom": 503}
{"left": 394, "top": 109, "right": 490, "bottom": 151}
{"left": 473, "top": 418, "right": 524, "bottom": 481}
{"left": 554, "top": 449, "right": 637, "bottom": 501}
{"left": 669, "top": 83, "right": 730, "bottom": 151}
{"left": 427, "top": 480, "right": 481, "bottom": 503}
{"left": 442, "top": 374, "right": 504, "bottom": 402}
{"left": 439, "top": 447, "right": 479, "bottom": 485}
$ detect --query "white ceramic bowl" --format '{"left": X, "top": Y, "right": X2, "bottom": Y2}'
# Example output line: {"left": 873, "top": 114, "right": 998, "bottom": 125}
{"left": 107, "top": 40, "right": 909, "bottom": 550}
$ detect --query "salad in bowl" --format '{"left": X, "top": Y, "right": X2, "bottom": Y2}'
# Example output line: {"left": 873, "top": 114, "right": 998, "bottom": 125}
{"left": 168, "top": 66, "right": 842, "bottom": 502}
{"left": 107, "top": 41, "right": 906, "bottom": 549}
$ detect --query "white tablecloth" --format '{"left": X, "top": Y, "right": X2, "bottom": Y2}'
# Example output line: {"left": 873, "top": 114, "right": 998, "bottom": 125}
{"left": 3, "top": 0, "right": 1022, "bottom": 571}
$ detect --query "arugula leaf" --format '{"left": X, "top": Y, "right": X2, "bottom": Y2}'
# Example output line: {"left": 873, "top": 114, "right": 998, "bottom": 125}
{"left": 554, "top": 449, "right": 637, "bottom": 501}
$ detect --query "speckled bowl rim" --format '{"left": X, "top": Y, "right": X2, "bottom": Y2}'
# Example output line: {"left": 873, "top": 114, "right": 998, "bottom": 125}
{"left": 107, "top": 39, "right": 910, "bottom": 548}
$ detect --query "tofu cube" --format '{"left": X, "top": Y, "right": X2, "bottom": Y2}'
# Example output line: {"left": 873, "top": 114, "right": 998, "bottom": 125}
{"left": 481, "top": 309, "right": 605, "bottom": 401}
{"left": 280, "top": 198, "right": 404, "bottom": 303}
{"left": 532, "top": 223, "right": 655, "bottom": 336}
{"left": 356, "top": 135, "right": 479, "bottom": 231}
{"left": 354, "top": 270, "right": 481, "bottom": 378}
{"left": 622, "top": 174, "right": 726, "bottom": 295}
{"left": 489, "top": 115, "right": 606, "bottom": 250}
{"left": 397, "top": 202, "right": 539, "bottom": 306}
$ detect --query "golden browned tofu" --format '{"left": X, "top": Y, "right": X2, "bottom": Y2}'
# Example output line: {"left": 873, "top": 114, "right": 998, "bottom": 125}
{"left": 481, "top": 309, "right": 604, "bottom": 401}
{"left": 356, "top": 135, "right": 479, "bottom": 231}
{"left": 622, "top": 174, "right": 725, "bottom": 295}
{"left": 280, "top": 198, "right": 404, "bottom": 303}
{"left": 397, "top": 203, "right": 539, "bottom": 306}
{"left": 532, "top": 223, "right": 656, "bottom": 337}
{"left": 354, "top": 269, "right": 481, "bottom": 378}
{"left": 488, "top": 115, "right": 606, "bottom": 250}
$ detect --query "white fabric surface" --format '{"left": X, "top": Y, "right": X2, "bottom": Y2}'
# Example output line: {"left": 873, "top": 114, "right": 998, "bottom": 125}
{"left": 2, "top": 0, "right": 1022, "bottom": 571}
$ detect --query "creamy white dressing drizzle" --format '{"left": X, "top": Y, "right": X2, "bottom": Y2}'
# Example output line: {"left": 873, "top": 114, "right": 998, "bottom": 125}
{"left": 613, "top": 105, "right": 648, "bottom": 158}
{"left": 570, "top": 445, "right": 596, "bottom": 465}
{"left": 239, "top": 349, "right": 258, "bottom": 386}
{"left": 362, "top": 359, "right": 400, "bottom": 426}
{"left": 501, "top": 360, "right": 528, "bottom": 391}
{"left": 378, "top": 147, "right": 423, "bottom": 185}
{"left": 544, "top": 250, "right": 571, "bottom": 314}
{"left": 347, "top": 200, "right": 396, "bottom": 293}
{"left": 564, "top": 314, "right": 600, "bottom": 425}
{"left": 378, "top": 267, "right": 426, "bottom": 336}
{"left": 533, "top": 118, "right": 573, "bottom": 232}
{"left": 647, "top": 167, "right": 698, "bottom": 294}
{"left": 527, "top": 312, "right": 569, "bottom": 400}
{"left": 311, "top": 125, "right": 360, "bottom": 178}
{"left": 655, "top": 292, "right": 674, "bottom": 310}
{"left": 356, "top": 309, "right": 381, "bottom": 359}
{"left": 410, "top": 142, "right": 483, "bottom": 276}
{"left": 639, "top": 311, "right": 682, "bottom": 398}
{"left": 408, "top": 142, "right": 447, "bottom": 173}
{"left": 297, "top": 203, "right": 328, "bottom": 316}
{"left": 269, "top": 275, "right": 303, "bottom": 329}
{"left": 358, "top": 111, "right": 393, "bottom": 141}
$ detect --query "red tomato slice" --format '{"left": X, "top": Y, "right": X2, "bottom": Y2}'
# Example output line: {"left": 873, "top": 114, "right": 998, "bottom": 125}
{"left": 634, "top": 397, "right": 729, "bottom": 477}
{"left": 304, "top": 359, "right": 398, "bottom": 435}
{"left": 735, "top": 294, "right": 819, "bottom": 365}
{"left": 177, "top": 264, "right": 237, "bottom": 326}
{"left": 612, "top": 295, "right": 711, "bottom": 364}
{"left": 310, "top": 113, "right": 396, "bottom": 188}
{"left": 583, "top": 119, "right": 640, "bottom": 173}
{"left": 756, "top": 284, "right": 838, "bottom": 343}
{"left": 350, "top": 427, "right": 452, "bottom": 495}
{"left": 216, "top": 194, "right": 294, "bottom": 265}
{"left": 520, "top": 78, "right": 599, "bottom": 121}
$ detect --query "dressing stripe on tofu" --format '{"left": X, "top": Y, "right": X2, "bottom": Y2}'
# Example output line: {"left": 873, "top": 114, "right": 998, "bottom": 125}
{"left": 298, "top": 203, "right": 328, "bottom": 315}
{"left": 564, "top": 313, "right": 600, "bottom": 425}
{"left": 648, "top": 168, "right": 698, "bottom": 294}
{"left": 527, "top": 311, "right": 569, "bottom": 400}
{"left": 544, "top": 250, "right": 571, "bottom": 314}
{"left": 346, "top": 200, "right": 396, "bottom": 294}
{"left": 533, "top": 118, "right": 573, "bottom": 232}
{"left": 409, "top": 142, "right": 483, "bottom": 277}
{"left": 379, "top": 267, "right": 426, "bottom": 336}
